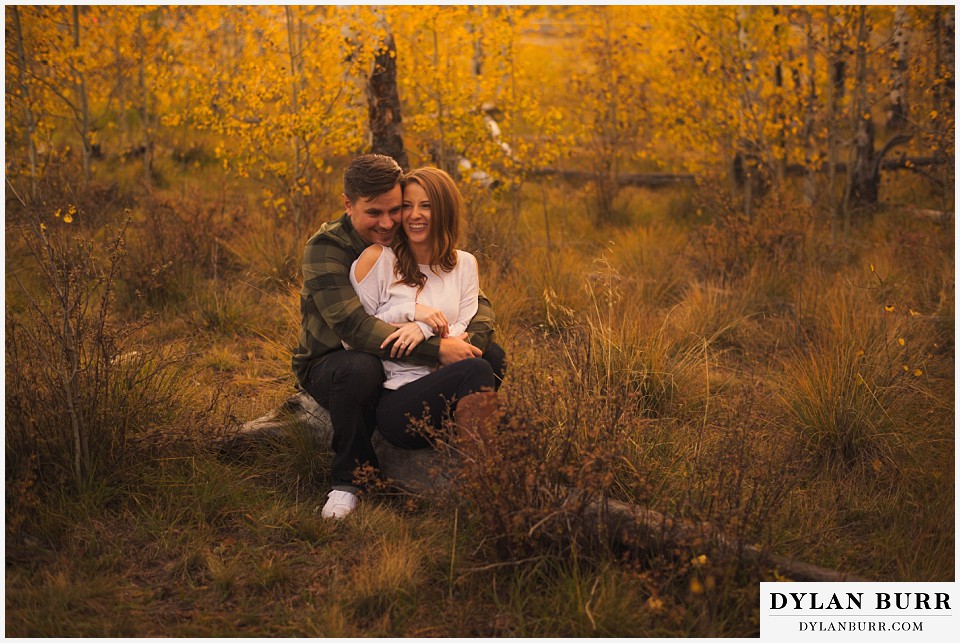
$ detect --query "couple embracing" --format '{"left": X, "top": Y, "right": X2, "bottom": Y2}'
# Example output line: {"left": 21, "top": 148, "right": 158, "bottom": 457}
{"left": 292, "top": 154, "right": 506, "bottom": 519}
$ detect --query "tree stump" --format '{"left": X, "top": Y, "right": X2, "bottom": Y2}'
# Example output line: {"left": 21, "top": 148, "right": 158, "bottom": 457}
{"left": 222, "top": 390, "right": 451, "bottom": 494}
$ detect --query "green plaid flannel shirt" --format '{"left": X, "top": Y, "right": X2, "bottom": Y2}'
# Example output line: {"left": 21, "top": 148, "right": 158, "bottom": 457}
{"left": 292, "top": 213, "right": 497, "bottom": 387}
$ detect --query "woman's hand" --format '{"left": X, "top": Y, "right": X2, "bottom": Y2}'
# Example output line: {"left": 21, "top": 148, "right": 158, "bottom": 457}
{"left": 381, "top": 322, "right": 426, "bottom": 358}
{"left": 414, "top": 303, "right": 449, "bottom": 337}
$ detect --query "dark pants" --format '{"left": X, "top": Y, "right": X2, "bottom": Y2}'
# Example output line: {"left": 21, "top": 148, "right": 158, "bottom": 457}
{"left": 377, "top": 357, "right": 495, "bottom": 449}
{"left": 304, "top": 350, "right": 384, "bottom": 490}
{"left": 303, "top": 343, "right": 505, "bottom": 490}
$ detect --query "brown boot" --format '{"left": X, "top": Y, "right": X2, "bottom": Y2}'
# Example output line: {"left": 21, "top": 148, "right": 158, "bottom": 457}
{"left": 454, "top": 391, "right": 502, "bottom": 457}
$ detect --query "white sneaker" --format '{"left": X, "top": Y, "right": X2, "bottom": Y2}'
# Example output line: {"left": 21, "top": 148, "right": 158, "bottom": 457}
{"left": 321, "top": 490, "right": 358, "bottom": 519}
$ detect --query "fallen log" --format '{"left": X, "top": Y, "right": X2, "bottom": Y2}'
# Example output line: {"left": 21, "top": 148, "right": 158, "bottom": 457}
{"left": 571, "top": 491, "right": 868, "bottom": 582}
{"left": 225, "top": 391, "right": 869, "bottom": 582}
{"left": 904, "top": 206, "right": 952, "bottom": 220}
{"left": 530, "top": 169, "right": 698, "bottom": 188}
{"left": 785, "top": 155, "right": 951, "bottom": 176}
{"left": 529, "top": 155, "right": 951, "bottom": 189}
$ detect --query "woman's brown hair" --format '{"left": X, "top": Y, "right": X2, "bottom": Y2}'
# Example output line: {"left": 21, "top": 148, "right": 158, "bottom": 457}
{"left": 393, "top": 167, "right": 462, "bottom": 291}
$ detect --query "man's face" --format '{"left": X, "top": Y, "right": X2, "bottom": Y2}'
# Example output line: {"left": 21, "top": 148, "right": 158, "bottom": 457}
{"left": 344, "top": 184, "right": 402, "bottom": 246}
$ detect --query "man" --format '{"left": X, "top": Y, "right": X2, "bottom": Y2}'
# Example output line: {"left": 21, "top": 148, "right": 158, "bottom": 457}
{"left": 293, "top": 154, "right": 505, "bottom": 519}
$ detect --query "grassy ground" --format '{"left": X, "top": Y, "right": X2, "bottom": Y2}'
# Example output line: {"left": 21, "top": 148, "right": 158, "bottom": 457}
{"left": 5, "top": 161, "right": 954, "bottom": 636}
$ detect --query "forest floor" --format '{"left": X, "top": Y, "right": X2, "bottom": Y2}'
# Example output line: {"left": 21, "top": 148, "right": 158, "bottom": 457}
{"left": 5, "top": 164, "right": 955, "bottom": 636}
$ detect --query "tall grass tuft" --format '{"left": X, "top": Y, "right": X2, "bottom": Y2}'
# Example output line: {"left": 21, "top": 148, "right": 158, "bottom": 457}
{"left": 346, "top": 536, "right": 424, "bottom": 621}
{"left": 775, "top": 279, "right": 927, "bottom": 467}
{"left": 779, "top": 340, "right": 896, "bottom": 465}
{"left": 221, "top": 212, "right": 303, "bottom": 289}
{"left": 190, "top": 283, "right": 248, "bottom": 335}
{"left": 609, "top": 222, "right": 692, "bottom": 308}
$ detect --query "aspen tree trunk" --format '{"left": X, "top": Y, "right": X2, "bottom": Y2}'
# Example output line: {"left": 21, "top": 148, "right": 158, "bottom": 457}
{"left": 469, "top": 9, "right": 483, "bottom": 87}
{"left": 504, "top": 10, "right": 524, "bottom": 228}
{"left": 213, "top": 13, "right": 244, "bottom": 135}
{"left": 932, "top": 8, "right": 943, "bottom": 113}
{"left": 114, "top": 34, "right": 128, "bottom": 149}
{"left": 10, "top": 6, "right": 39, "bottom": 201}
{"left": 604, "top": 7, "right": 620, "bottom": 221}
{"left": 596, "top": 6, "right": 620, "bottom": 223}
{"left": 825, "top": 7, "right": 842, "bottom": 241}
{"left": 943, "top": 8, "right": 955, "bottom": 207}
{"left": 941, "top": 9, "right": 955, "bottom": 110}
{"left": 887, "top": 6, "right": 909, "bottom": 130}
{"left": 285, "top": 6, "right": 304, "bottom": 226}
{"left": 430, "top": 17, "right": 450, "bottom": 174}
{"left": 844, "top": 7, "right": 875, "bottom": 217}
{"left": 72, "top": 6, "right": 93, "bottom": 182}
{"left": 137, "top": 15, "right": 154, "bottom": 185}
{"left": 802, "top": 9, "right": 818, "bottom": 207}
{"left": 772, "top": 7, "right": 786, "bottom": 191}
{"left": 367, "top": 8, "right": 409, "bottom": 170}
{"left": 933, "top": 8, "right": 955, "bottom": 222}
{"left": 736, "top": 7, "right": 756, "bottom": 222}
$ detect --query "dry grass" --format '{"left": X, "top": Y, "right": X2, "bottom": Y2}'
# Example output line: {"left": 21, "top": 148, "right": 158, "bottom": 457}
{"left": 4, "top": 163, "right": 954, "bottom": 636}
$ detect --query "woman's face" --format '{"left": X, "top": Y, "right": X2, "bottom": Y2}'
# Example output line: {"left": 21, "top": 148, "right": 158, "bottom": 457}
{"left": 401, "top": 181, "right": 431, "bottom": 246}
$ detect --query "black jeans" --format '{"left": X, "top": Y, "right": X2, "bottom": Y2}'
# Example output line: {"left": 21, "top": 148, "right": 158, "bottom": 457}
{"left": 304, "top": 350, "right": 385, "bottom": 490}
{"left": 377, "top": 357, "right": 495, "bottom": 449}
{"left": 304, "top": 343, "right": 506, "bottom": 489}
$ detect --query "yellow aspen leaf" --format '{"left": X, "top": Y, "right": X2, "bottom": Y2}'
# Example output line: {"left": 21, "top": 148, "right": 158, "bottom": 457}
{"left": 869, "top": 263, "right": 875, "bottom": 272}
{"left": 898, "top": 338, "right": 905, "bottom": 346}
{"left": 884, "top": 304, "right": 895, "bottom": 312}
{"left": 913, "top": 369, "right": 923, "bottom": 377}
{"left": 690, "top": 577, "right": 703, "bottom": 594}
{"left": 903, "top": 365, "right": 909, "bottom": 372}
{"left": 63, "top": 213, "right": 73, "bottom": 223}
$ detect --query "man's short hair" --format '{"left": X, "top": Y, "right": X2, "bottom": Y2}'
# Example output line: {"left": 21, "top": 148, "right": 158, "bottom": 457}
{"left": 343, "top": 154, "right": 403, "bottom": 202}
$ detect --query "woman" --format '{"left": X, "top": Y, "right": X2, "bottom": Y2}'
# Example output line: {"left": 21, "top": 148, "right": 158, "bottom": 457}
{"left": 322, "top": 167, "right": 499, "bottom": 518}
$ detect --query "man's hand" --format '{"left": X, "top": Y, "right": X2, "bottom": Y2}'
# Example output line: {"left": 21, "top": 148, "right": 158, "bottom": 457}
{"left": 414, "top": 303, "right": 449, "bottom": 337}
{"left": 381, "top": 322, "right": 426, "bottom": 358}
{"left": 438, "top": 333, "right": 482, "bottom": 366}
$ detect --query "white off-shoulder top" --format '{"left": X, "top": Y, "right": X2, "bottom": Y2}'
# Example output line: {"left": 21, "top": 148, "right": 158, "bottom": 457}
{"left": 349, "top": 246, "right": 479, "bottom": 390}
